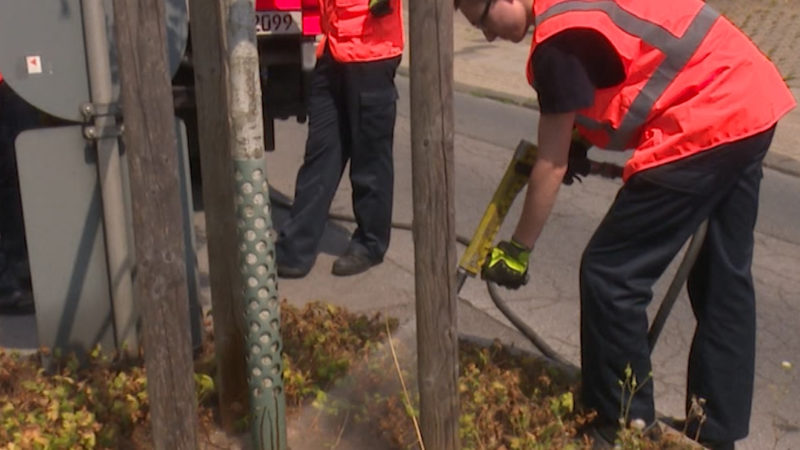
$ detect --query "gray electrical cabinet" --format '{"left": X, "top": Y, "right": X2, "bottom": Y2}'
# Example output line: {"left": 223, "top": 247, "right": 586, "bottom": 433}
{"left": 0, "top": 0, "right": 188, "bottom": 122}
{"left": 0, "top": 0, "right": 201, "bottom": 357}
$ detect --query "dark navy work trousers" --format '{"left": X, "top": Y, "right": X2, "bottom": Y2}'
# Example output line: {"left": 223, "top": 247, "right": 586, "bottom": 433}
{"left": 579, "top": 127, "right": 775, "bottom": 443}
{"left": 277, "top": 46, "right": 400, "bottom": 271}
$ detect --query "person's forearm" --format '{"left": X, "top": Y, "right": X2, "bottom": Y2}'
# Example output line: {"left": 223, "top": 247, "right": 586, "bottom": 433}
{"left": 511, "top": 112, "right": 575, "bottom": 250}
{"left": 512, "top": 159, "right": 566, "bottom": 248}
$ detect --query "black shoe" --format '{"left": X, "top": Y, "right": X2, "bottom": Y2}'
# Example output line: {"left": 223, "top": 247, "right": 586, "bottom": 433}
{"left": 277, "top": 263, "right": 310, "bottom": 279}
{"left": 583, "top": 419, "right": 665, "bottom": 450}
{"left": 662, "top": 417, "right": 687, "bottom": 433}
{"left": 661, "top": 417, "right": 734, "bottom": 450}
{"left": 585, "top": 424, "right": 618, "bottom": 450}
{"left": 274, "top": 244, "right": 311, "bottom": 279}
{"left": 331, "top": 247, "right": 379, "bottom": 277}
{"left": 577, "top": 419, "right": 619, "bottom": 450}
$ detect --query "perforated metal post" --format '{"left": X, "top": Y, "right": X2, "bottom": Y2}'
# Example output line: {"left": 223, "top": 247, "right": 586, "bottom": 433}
{"left": 227, "top": 0, "right": 286, "bottom": 447}
{"left": 235, "top": 161, "right": 285, "bottom": 449}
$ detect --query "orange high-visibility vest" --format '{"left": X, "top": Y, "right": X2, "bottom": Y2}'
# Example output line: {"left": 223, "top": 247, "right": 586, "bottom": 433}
{"left": 317, "top": 0, "right": 404, "bottom": 62}
{"left": 526, "top": 0, "right": 796, "bottom": 180}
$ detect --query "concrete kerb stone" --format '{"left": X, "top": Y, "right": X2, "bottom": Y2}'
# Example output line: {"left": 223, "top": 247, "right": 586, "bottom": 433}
{"left": 768, "top": 87, "right": 800, "bottom": 177}
{"left": 764, "top": 148, "right": 800, "bottom": 178}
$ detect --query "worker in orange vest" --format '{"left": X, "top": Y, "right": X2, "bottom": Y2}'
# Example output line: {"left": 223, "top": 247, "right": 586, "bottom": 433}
{"left": 276, "top": 0, "right": 404, "bottom": 278}
{"left": 455, "top": 0, "right": 795, "bottom": 448}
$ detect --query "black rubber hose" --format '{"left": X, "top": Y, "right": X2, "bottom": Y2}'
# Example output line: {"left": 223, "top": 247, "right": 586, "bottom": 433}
{"left": 486, "top": 281, "right": 570, "bottom": 366}
{"left": 647, "top": 219, "right": 708, "bottom": 352}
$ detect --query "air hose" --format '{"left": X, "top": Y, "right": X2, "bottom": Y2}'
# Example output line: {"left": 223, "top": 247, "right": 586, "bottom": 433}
{"left": 268, "top": 159, "right": 706, "bottom": 365}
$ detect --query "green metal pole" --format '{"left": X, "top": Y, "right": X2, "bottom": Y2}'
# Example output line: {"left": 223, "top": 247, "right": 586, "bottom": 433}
{"left": 235, "top": 160, "right": 285, "bottom": 449}
{"left": 226, "top": 1, "right": 286, "bottom": 448}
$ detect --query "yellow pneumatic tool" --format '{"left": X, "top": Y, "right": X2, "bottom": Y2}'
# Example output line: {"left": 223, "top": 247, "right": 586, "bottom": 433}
{"left": 456, "top": 139, "right": 538, "bottom": 292}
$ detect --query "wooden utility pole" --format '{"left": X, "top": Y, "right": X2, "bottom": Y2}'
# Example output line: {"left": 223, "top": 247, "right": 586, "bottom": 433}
{"left": 112, "top": 2, "right": 198, "bottom": 449}
{"left": 409, "top": 0, "right": 460, "bottom": 447}
{"left": 186, "top": 0, "right": 250, "bottom": 430}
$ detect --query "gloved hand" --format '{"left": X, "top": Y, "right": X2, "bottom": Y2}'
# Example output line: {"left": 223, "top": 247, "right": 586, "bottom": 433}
{"left": 563, "top": 135, "right": 592, "bottom": 185}
{"left": 369, "top": 0, "right": 392, "bottom": 17}
{"left": 481, "top": 239, "right": 531, "bottom": 289}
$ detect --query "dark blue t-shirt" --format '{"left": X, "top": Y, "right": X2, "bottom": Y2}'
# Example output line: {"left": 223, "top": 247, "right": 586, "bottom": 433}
{"left": 530, "top": 28, "right": 625, "bottom": 114}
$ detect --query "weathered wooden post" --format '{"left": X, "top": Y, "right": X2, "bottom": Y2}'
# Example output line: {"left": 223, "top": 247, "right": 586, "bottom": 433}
{"left": 112, "top": 1, "right": 199, "bottom": 449}
{"left": 409, "top": 0, "right": 460, "bottom": 447}
{"left": 186, "top": 0, "right": 251, "bottom": 430}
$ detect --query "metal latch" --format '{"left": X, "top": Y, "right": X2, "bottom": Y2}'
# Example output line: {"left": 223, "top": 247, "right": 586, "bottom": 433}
{"left": 83, "top": 123, "right": 125, "bottom": 140}
{"left": 81, "top": 102, "right": 124, "bottom": 140}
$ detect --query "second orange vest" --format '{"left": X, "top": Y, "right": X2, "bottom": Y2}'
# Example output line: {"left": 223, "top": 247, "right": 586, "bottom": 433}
{"left": 317, "top": 0, "right": 404, "bottom": 62}
{"left": 526, "top": 0, "right": 796, "bottom": 180}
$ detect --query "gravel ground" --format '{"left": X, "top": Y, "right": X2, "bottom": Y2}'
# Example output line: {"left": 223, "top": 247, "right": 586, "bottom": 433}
{"left": 709, "top": 0, "right": 800, "bottom": 87}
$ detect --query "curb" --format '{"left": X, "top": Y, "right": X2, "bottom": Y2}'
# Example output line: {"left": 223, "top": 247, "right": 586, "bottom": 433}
{"left": 763, "top": 151, "right": 800, "bottom": 178}
{"left": 397, "top": 69, "right": 800, "bottom": 178}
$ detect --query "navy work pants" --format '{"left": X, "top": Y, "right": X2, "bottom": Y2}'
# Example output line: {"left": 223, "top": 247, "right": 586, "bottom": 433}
{"left": 277, "top": 47, "right": 400, "bottom": 271}
{"left": 579, "top": 127, "right": 775, "bottom": 443}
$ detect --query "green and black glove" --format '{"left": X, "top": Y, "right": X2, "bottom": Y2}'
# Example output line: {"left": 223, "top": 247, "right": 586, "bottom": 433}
{"left": 481, "top": 239, "right": 531, "bottom": 289}
{"left": 369, "top": 0, "right": 392, "bottom": 17}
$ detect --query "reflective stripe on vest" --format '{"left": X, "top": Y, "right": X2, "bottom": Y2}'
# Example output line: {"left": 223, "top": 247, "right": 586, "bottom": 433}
{"left": 536, "top": 1, "right": 719, "bottom": 149}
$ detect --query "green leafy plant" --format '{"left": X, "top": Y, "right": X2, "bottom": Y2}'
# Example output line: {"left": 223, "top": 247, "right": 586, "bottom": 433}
{"left": 0, "top": 301, "right": 701, "bottom": 449}
{"left": 0, "top": 347, "right": 150, "bottom": 448}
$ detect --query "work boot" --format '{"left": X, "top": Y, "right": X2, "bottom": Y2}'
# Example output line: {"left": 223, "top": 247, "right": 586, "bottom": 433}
{"left": 661, "top": 417, "right": 734, "bottom": 450}
{"left": 583, "top": 417, "right": 670, "bottom": 450}
{"left": 579, "top": 421, "right": 619, "bottom": 450}
{"left": 275, "top": 244, "right": 311, "bottom": 279}
{"left": 277, "top": 263, "right": 310, "bottom": 279}
{"left": 589, "top": 427, "right": 617, "bottom": 449}
{"left": 331, "top": 245, "right": 380, "bottom": 276}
